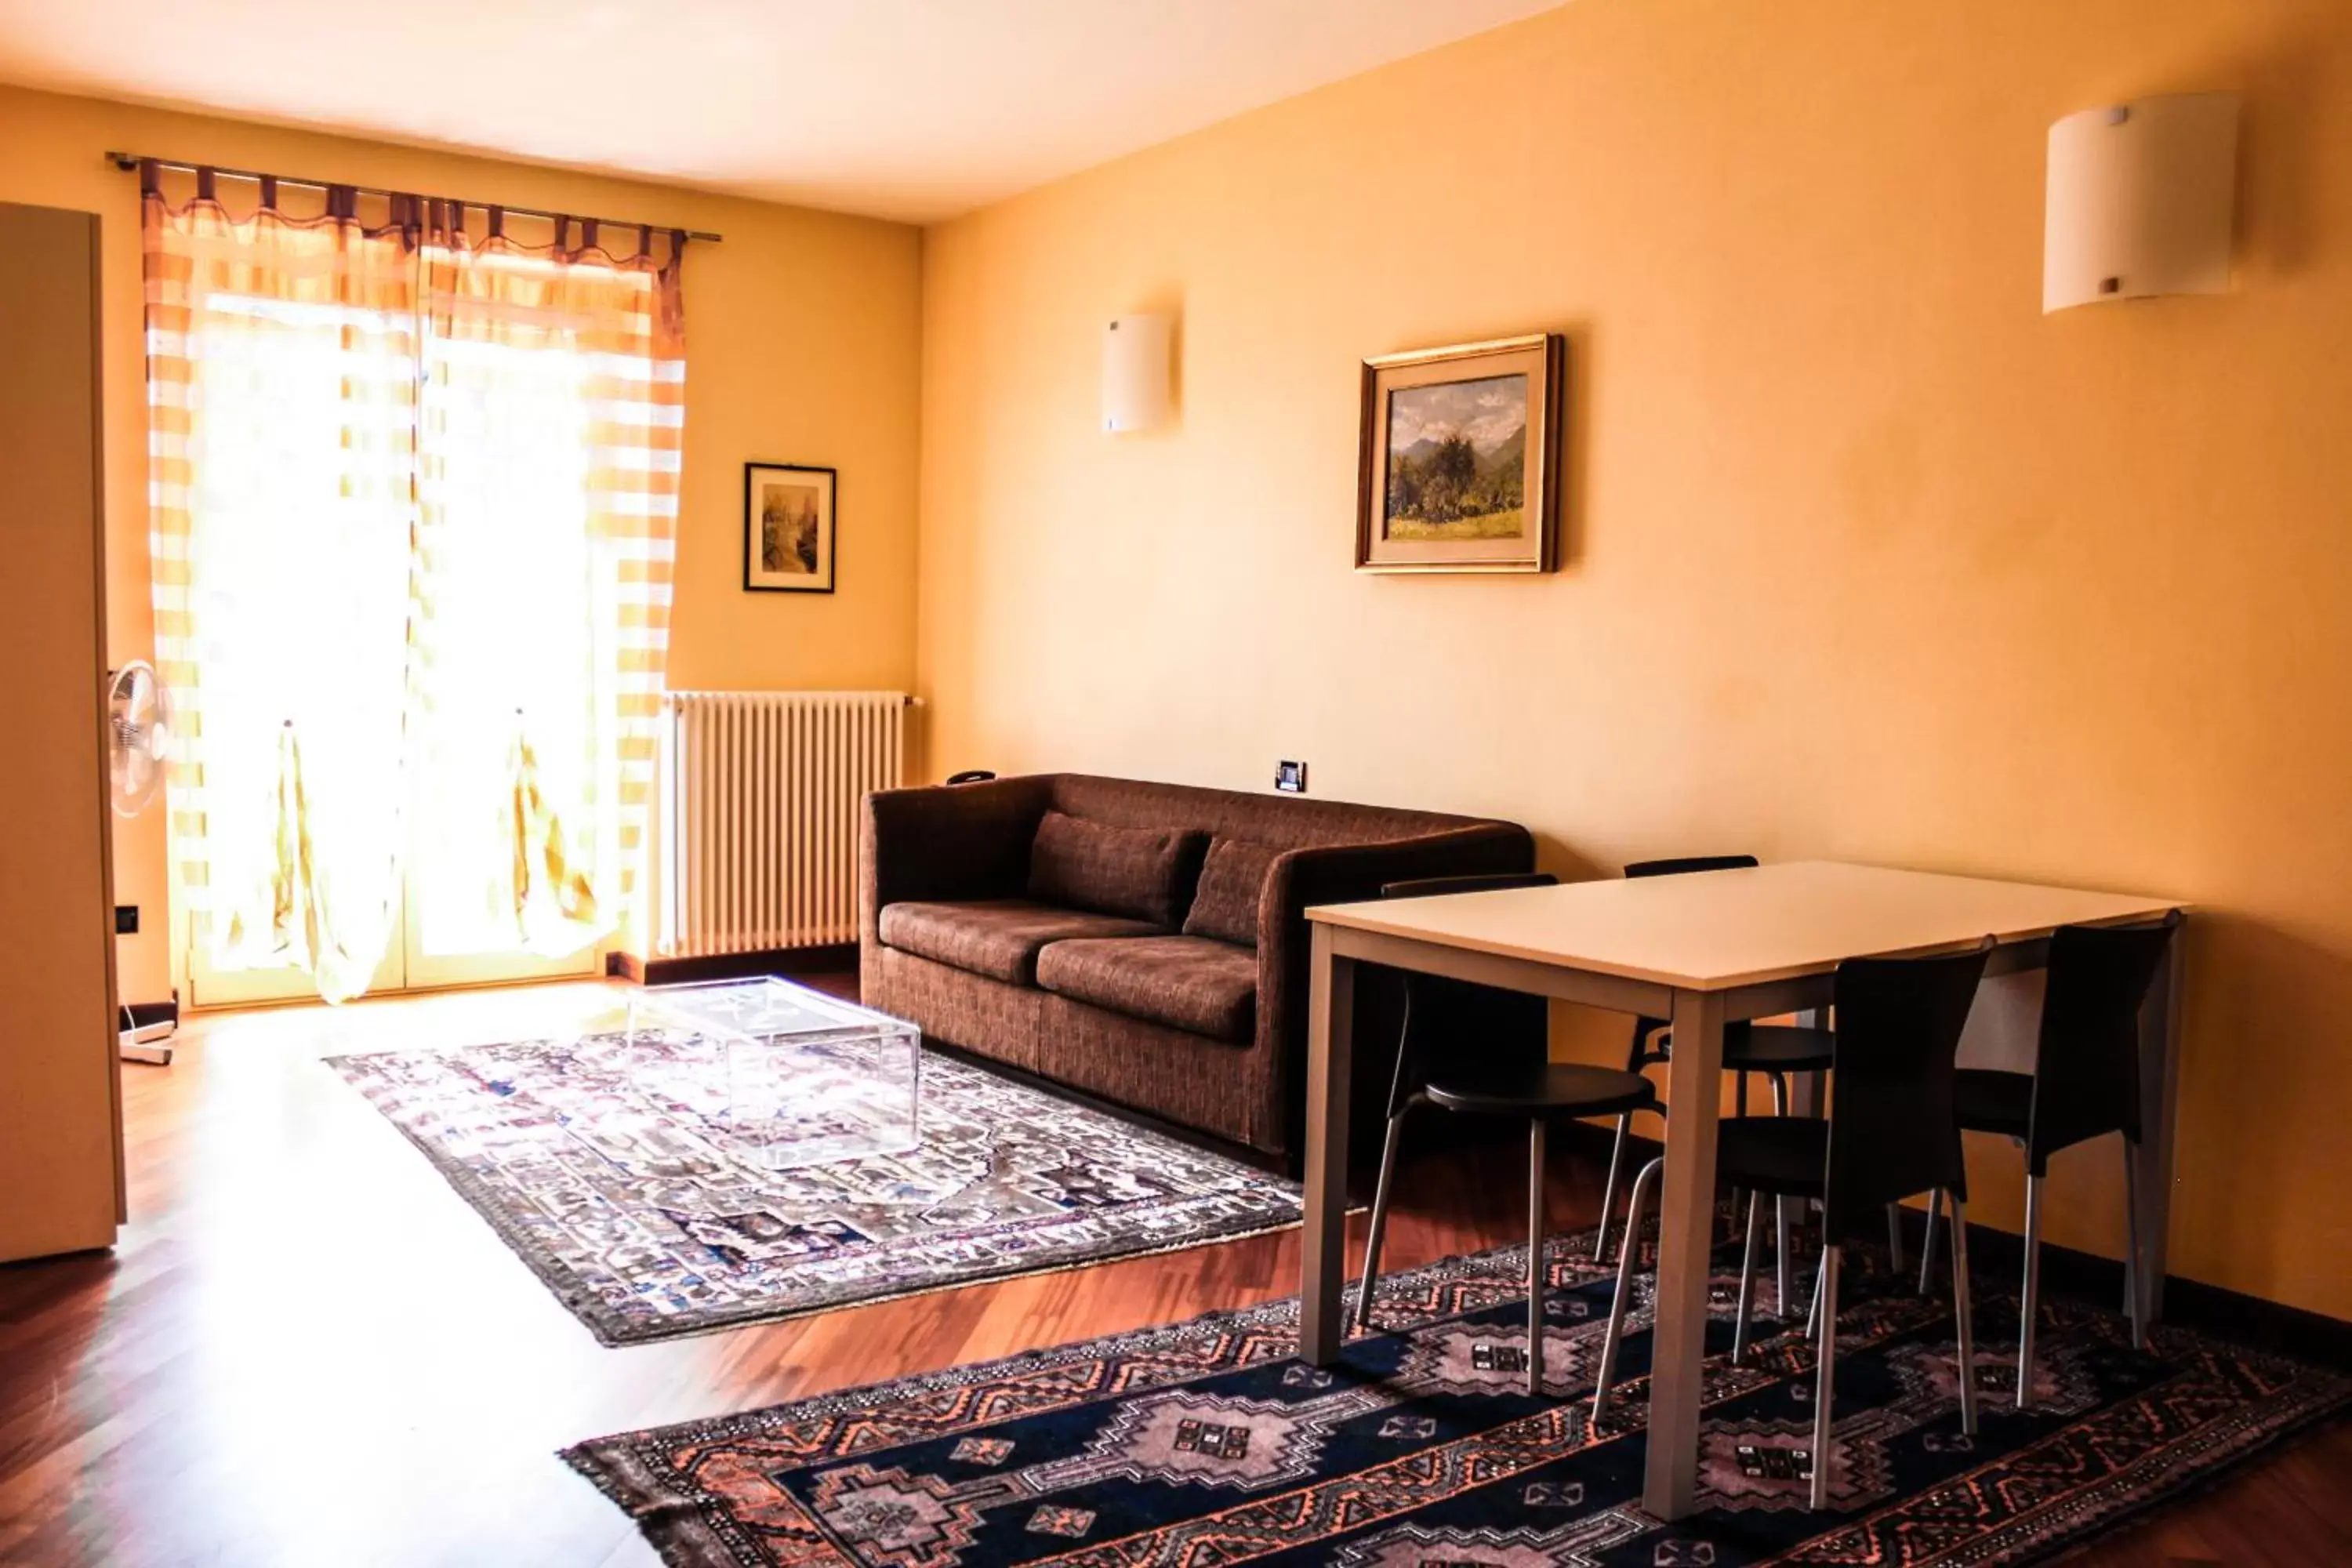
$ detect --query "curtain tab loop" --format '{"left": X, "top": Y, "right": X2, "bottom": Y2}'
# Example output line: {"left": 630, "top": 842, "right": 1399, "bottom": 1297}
{"left": 554, "top": 213, "right": 572, "bottom": 251}
{"left": 258, "top": 174, "right": 279, "bottom": 212}
{"left": 579, "top": 217, "right": 599, "bottom": 254}
{"left": 487, "top": 205, "right": 506, "bottom": 241}
{"left": 195, "top": 165, "right": 218, "bottom": 202}
{"left": 636, "top": 222, "right": 652, "bottom": 260}
{"left": 137, "top": 158, "right": 161, "bottom": 198}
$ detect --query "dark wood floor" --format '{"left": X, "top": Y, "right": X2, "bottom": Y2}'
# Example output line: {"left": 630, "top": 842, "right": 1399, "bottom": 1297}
{"left": 1, "top": 978, "right": 2345, "bottom": 1566}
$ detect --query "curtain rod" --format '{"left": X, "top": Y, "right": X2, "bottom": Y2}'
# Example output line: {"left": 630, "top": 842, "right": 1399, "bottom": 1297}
{"left": 105, "top": 151, "right": 724, "bottom": 244}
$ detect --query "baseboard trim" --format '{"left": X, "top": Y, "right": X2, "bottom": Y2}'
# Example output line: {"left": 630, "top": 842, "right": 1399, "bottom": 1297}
{"left": 607, "top": 944, "right": 859, "bottom": 987}
{"left": 1552, "top": 1120, "right": 2351, "bottom": 1370}
{"left": 1895, "top": 1205, "right": 2352, "bottom": 1370}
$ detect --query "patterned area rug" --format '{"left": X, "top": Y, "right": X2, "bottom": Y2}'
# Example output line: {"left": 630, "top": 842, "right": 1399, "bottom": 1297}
{"left": 329, "top": 1029, "right": 1301, "bottom": 1345}
{"left": 564, "top": 1221, "right": 2350, "bottom": 1566}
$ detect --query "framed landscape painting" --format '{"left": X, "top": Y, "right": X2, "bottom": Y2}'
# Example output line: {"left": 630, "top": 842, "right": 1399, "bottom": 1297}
{"left": 1356, "top": 333, "right": 1562, "bottom": 574}
{"left": 744, "top": 462, "right": 837, "bottom": 593}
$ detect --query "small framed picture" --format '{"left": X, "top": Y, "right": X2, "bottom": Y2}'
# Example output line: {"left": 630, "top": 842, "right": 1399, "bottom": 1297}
{"left": 1356, "top": 333, "right": 1563, "bottom": 574}
{"left": 744, "top": 462, "right": 837, "bottom": 593}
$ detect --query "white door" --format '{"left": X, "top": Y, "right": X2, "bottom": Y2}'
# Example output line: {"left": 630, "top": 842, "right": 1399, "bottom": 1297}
{"left": 179, "top": 314, "right": 605, "bottom": 1007}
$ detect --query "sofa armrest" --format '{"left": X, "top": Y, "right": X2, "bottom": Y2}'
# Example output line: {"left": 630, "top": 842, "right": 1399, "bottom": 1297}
{"left": 1259, "top": 824, "right": 1536, "bottom": 939}
{"left": 859, "top": 775, "right": 1056, "bottom": 949}
{"left": 1252, "top": 822, "right": 1537, "bottom": 1162}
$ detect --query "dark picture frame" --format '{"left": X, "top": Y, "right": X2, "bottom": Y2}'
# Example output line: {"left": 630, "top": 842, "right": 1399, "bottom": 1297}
{"left": 743, "top": 462, "right": 838, "bottom": 593}
{"left": 1355, "top": 333, "right": 1563, "bottom": 574}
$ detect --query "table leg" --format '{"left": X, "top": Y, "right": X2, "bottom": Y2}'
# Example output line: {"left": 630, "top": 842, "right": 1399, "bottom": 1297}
{"left": 2130, "top": 927, "right": 2185, "bottom": 1327}
{"left": 1299, "top": 923, "right": 1356, "bottom": 1365}
{"left": 1645, "top": 987, "right": 1726, "bottom": 1520}
{"left": 1791, "top": 1005, "right": 1828, "bottom": 1117}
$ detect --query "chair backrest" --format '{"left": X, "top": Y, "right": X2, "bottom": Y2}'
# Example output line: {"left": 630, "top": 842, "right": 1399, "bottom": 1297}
{"left": 1621, "top": 857, "right": 1761, "bottom": 1065}
{"left": 1377, "top": 873, "right": 1555, "bottom": 1115}
{"left": 1382, "top": 873, "right": 1558, "bottom": 902}
{"left": 1820, "top": 941, "right": 1992, "bottom": 1238}
{"left": 2026, "top": 912, "right": 2180, "bottom": 1173}
{"left": 1623, "top": 854, "right": 1759, "bottom": 880}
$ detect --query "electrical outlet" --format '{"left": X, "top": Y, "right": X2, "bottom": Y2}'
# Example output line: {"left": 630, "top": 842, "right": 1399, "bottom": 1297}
{"left": 114, "top": 904, "right": 140, "bottom": 935}
{"left": 1275, "top": 760, "right": 1308, "bottom": 794}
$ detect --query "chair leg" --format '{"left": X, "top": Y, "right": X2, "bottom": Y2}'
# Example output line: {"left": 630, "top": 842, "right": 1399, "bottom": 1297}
{"left": 1918, "top": 1187, "right": 1942, "bottom": 1296}
{"left": 1950, "top": 1192, "right": 1978, "bottom": 1436}
{"left": 1732, "top": 1190, "right": 1762, "bottom": 1364}
{"left": 1886, "top": 1203, "right": 1906, "bottom": 1276}
{"left": 1353, "top": 1102, "right": 1414, "bottom": 1332}
{"left": 1809, "top": 1241, "right": 1841, "bottom": 1511}
{"left": 1595, "top": 1112, "right": 1632, "bottom": 1265}
{"left": 1776, "top": 1197, "right": 1797, "bottom": 1319}
{"left": 1591, "top": 1156, "right": 1663, "bottom": 1427}
{"left": 2017, "top": 1173, "right": 2043, "bottom": 1411}
{"left": 1771, "top": 1073, "right": 1794, "bottom": 1319}
{"left": 1729, "top": 1075, "right": 1748, "bottom": 1249}
{"left": 1526, "top": 1117, "right": 1547, "bottom": 1397}
{"left": 1806, "top": 1238, "right": 1828, "bottom": 1340}
{"left": 2122, "top": 1138, "right": 2146, "bottom": 1350}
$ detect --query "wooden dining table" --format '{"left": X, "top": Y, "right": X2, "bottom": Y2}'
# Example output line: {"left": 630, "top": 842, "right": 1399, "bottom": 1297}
{"left": 1298, "top": 858, "right": 2185, "bottom": 1520}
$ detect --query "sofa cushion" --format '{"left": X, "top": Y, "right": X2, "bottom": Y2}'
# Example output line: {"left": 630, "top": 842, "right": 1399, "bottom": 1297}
{"left": 1034, "top": 935, "right": 1258, "bottom": 1044}
{"left": 877, "top": 898, "right": 1166, "bottom": 985}
{"left": 1026, "top": 810, "right": 1207, "bottom": 927}
{"left": 1181, "top": 837, "right": 1279, "bottom": 946}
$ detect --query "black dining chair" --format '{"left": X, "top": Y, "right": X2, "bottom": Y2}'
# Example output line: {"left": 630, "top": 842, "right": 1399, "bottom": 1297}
{"left": 1922, "top": 911, "right": 2180, "bottom": 1409}
{"left": 1593, "top": 940, "right": 1992, "bottom": 1510}
{"left": 1351, "top": 873, "right": 1664, "bottom": 1395}
{"left": 1597, "top": 857, "right": 1853, "bottom": 1320}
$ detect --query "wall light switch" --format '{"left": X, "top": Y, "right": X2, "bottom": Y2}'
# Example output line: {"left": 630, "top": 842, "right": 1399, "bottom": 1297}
{"left": 1275, "top": 760, "right": 1308, "bottom": 794}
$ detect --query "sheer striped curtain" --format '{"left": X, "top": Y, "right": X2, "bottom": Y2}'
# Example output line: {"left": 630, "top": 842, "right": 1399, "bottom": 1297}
{"left": 143, "top": 168, "right": 684, "bottom": 1000}
{"left": 410, "top": 202, "right": 684, "bottom": 960}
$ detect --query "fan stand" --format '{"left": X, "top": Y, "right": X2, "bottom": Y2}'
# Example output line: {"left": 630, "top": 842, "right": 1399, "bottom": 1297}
{"left": 118, "top": 1007, "right": 174, "bottom": 1066}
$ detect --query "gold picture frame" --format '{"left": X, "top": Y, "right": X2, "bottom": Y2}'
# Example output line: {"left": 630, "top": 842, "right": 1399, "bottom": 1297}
{"left": 1355, "top": 333, "right": 1563, "bottom": 574}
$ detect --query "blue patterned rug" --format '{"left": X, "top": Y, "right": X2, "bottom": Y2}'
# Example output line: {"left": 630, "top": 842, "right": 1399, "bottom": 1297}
{"left": 564, "top": 1219, "right": 2349, "bottom": 1566}
{"left": 329, "top": 1029, "right": 1301, "bottom": 1345}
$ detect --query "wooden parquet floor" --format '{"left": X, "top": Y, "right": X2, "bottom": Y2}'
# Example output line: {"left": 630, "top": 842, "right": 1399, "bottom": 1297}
{"left": 0, "top": 977, "right": 2344, "bottom": 1566}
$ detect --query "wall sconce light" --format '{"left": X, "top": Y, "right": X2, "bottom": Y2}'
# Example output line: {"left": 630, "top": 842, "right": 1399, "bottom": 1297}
{"left": 1102, "top": 312, "right": 1172, "bottom": 433}
{"left": 2043, "top": 92, "right": 2239, "bottom": 313}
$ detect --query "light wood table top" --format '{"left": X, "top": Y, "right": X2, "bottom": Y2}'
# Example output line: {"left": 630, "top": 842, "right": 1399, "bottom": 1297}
{"left": 1307, "top": 859, "right": 2183, "bottom": 991}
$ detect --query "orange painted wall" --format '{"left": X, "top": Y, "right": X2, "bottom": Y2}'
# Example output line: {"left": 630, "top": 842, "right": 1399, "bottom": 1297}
{"left": 0, "top": 84, "right": 924, "bottom": 1005}
{"left": 918, "top": 0, "right": 2352, "bottom": 1316}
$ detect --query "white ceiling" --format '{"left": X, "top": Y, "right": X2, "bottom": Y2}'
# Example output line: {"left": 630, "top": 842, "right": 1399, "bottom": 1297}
{"left": 0, "top": 0, "right": 1565, "bottom": 223}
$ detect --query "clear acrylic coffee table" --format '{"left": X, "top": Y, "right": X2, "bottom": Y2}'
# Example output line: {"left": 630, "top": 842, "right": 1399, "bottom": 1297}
{"left": 625, "top": 977, "right": 921, "bottom": 1170}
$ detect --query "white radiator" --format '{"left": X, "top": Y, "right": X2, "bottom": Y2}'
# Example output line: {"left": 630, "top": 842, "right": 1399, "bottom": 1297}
{"left": 655, "top": 691, "right": 909, "bottom": 957}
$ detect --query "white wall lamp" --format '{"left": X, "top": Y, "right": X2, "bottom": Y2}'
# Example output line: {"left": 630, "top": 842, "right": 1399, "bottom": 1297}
{"left": 1102, "top": 312, "right": 1173, "bottom": 433}
{"left": 2043, "top": 92, "right": 2240, "bottom": 313}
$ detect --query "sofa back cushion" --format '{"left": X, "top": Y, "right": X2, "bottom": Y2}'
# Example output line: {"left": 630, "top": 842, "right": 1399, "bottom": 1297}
{"left": 1182, "top": 837, "right": 1279, "bottom": 946}
{"left": 1028, "top": 810, "right": 1207, "bottom": 927}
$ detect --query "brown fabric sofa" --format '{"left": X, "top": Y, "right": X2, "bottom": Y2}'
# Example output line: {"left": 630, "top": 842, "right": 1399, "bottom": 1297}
{"left": 858, "top": 773, "right": 1535, "bottom": 1163}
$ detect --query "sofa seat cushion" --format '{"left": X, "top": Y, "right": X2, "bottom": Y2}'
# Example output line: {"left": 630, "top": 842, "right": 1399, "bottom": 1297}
{"left": 877, "top": 899, "right": 1166, "bottom": 985}
{"left": 1034, "top": 935, "right": 1258, "bottom": 1044}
